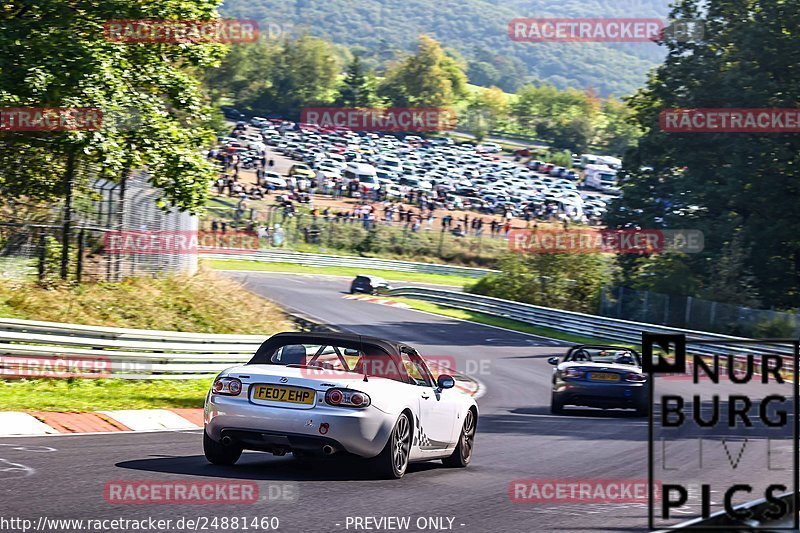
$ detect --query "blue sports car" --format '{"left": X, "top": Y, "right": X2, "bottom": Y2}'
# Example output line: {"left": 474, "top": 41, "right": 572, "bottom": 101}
{"left": 548, "top": 345, "right": 649, "bottom": 416}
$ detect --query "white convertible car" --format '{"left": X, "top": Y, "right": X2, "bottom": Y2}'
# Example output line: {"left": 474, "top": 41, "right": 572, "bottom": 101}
{"left": 204, "top": 332, "right": 478, "bottom": 478}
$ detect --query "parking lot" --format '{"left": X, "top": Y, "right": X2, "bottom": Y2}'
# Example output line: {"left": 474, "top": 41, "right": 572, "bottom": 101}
{"left": 210, "top": 119, "right": 618, "bottom": 234}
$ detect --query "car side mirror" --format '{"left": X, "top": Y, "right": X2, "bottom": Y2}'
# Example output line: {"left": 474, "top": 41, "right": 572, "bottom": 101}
{"left": 437, "top": 375, "right": 456, "bottom": 390}
{"left": 548, "top": 356, "right": 560, "bottom": 365}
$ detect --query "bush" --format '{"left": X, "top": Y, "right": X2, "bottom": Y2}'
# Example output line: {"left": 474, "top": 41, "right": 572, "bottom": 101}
{"left": 749, "top": 315, "right": 797, "bottom": 338}
{"left": 468, "top": 252, "right": 617, "bottom": 314}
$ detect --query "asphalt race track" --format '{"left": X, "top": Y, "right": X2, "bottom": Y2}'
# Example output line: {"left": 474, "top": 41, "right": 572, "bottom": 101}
{"left": 0, "top": 272, "right": 794, "bottom": 533}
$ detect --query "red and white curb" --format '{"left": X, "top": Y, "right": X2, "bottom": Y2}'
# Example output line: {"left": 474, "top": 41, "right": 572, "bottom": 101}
{"left": 0, "top": 408, "right": 204, "bottom": 437}
{"left": 343, "top": 294, "right": 411, "bottom": 308}
{"left": 0, "top": 378, "right": 481, "bottom": 437}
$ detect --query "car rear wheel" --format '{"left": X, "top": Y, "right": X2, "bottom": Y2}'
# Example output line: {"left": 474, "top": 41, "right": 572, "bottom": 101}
{"left": 550, "top": 393, "right": 566, "bottom": 415}
{"left": 634, "top": 400, "right": 649, "bottom": 417}
{"left": 203, "top": 431, "right": 243, "bottom": 466}
{"left": 372, "top": 413, "right": 412, "bottom": 479}
{"left": 443, "top": 409, "right": 476, "bottom": 468}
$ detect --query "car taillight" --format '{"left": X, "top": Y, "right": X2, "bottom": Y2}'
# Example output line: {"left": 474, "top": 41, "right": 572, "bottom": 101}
{"left": 326, "top": 389, "right": 343, "bottom": 405}
{"left": 562, "top": 368, "right": 585, "bottom": 379}
{"left": 325, "top": 388, "right": 371, "bottom": 408}
{"left": 625, "top": 372, "right": 647, "bottom": 382}
{"left": 212, "top": 377, "right": 242, "bottom": 396}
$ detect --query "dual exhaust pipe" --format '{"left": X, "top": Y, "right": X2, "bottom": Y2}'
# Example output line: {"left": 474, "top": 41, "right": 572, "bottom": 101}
{"left": 221, "top": 435, "right": 337, "bottom": 456}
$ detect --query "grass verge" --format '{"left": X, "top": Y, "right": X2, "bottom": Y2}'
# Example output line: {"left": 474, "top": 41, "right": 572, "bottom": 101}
{"left": 391, "top": 297, "right": 638, "bottom": 348}
{"left": 0, "top": 269, "right": 290, "bottom": 412}
{"left": 0, "top": 379, "right": 213, "bottom": 412}
{"left": 0, "top": 268, "right": 291, "bottom": 333}
{"left": 204, "top": 259, "right": 476, "bottom": 287}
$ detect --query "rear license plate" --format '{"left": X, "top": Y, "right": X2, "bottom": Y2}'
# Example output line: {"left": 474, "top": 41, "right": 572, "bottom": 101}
{"left": 252, "top": 384, "right": 315, "bottom": 405}
{"left": 589, "top": 372, "right": 620, "bottom": 381}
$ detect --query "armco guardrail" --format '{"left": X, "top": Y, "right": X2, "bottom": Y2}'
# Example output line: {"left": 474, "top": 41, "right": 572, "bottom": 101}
{"left": 0, "top": 316, "right": 480, "bottom": 393}
{"left": 387, "top": 287, "right": 796, "bottom": 367}
{"left": 0, "top": 318, "right": 266, "bottom": 343}
{"left": 0, "top": 314, "right": 323, "bottom": 380}
{"left": 202, "top": 250, "right": 496, "bottom": 278}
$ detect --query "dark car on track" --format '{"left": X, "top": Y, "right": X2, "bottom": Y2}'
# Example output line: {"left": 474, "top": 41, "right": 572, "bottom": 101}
{"left": 350, "top": 275, "right": 391, "bottom": 295}
{"left": 548, "top": 345, "right": 649, "bottom": 416}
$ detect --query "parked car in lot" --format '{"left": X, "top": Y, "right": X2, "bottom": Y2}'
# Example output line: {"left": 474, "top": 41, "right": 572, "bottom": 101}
{"left": 260, "top": 172, "right": 287, "bottom": 189}
{"left": 479, "top": 142, "right": 502, "bottom": 153}
{"left": 221, "top": 106, "right": 246, "bottom": 121}
{"left": 211, "top": 121, "right": 621, "bottom": 225}
{"left": 204, "top": 332, "right": 478, "bottom": 478}
{"left": 584, "top": 164, "right": 619, "bottom": 193}
{"left": 288, "top": 164, "right": 315, "bottom": 179}
{"left": 350, "top": 275, "right": 390, "bottom": 295}
{"left": 548, "top": 345, "right": 649, "bottom": 416}
{"left": 343, "top": 163, "right": 380, "bottom": 191}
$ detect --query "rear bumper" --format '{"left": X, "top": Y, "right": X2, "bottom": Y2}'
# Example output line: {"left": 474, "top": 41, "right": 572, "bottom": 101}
{"left": 221, "top": 429, "right": 345, "bottom": 455}
{"left": 205, "top": 395, "right": 395, "bottom": 458}
{"left": 554, "top": 380, "right": 648, "bottom": 408}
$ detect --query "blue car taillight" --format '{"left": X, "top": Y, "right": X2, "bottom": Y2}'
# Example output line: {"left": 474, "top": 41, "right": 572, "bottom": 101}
{"left": 624, "top": 372, "right": 647, "bottom": 382}
{"left": 562, "top": 368, "right": 585, "bottom": 379}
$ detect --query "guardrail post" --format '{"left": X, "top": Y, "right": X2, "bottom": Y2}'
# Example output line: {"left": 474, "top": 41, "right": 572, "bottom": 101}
{"left": 599, "top": 285, "right": 606, "bottom": 314}
{"left": 37, "top": 233, "right": 46, "bottom": 282}
{"left": 685, "top": 296, "right": 693, "bottom": 327}
{"left": 642, "top": 291, "right": 649, "bottom": 322}
{"left": 76, "top": 228, "right": 85, "bottom": 283}
{"left": 709, "top": 301, "right": 717, "bottom": 330}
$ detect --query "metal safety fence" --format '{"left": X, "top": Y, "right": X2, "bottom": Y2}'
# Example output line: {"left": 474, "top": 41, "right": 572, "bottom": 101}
{"left": 0, "top": 315, "right": 480, "bottom": 394}
{"left": 599, "top": 285, "right": 800, "bottom": 338}
{"left": 387, "top": 287, "right": 797, "bottom": 370}
{"left": 202, "top": 249, "right": 496, "bottom": 278}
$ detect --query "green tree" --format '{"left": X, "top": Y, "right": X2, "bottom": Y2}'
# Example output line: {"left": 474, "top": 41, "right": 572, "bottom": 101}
{"left": 462, "top": 86, "right": 508, "bottom": 136}
{"left": 511, "top": 84, "right": 600, "bottom": 150}
{"left": 700, "top": 233, "right": 761, "bottom": 306}
{"left": 538, "top": 116, "right": 594, "bottom": 152}
{"left": 550, "top": 150, "right": 574, "bottom": 168}
{"left": 0, "top": 0, "right": 224, "bottom": 211}
{"left": 598, "top": 96, "right": 641, "bottom": 155}
{"left": 205, "top": 39, "right": 278, "bottom": 105}
{"left": 466, "top": 61, "right": 500, "bottom": 89}
{"left": 606, "top": 0, "right": 800, "bottom": 308}
{"left": 242, "top": 36, "right": 339, "bottom": 118}
{"left": 629, "top": 254, "right": 701, "bottom": 296}
{"left": 336, "top": 55, "right": 379, "bottom": 107}
{"left": 0, "top": 0, "right": 226, "bottom": 276}
{"left": 378, "top": 35, "right": 468, "bottom": 108}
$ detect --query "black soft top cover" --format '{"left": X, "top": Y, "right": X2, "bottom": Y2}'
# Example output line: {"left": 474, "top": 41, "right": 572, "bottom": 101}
{"left": 247, "top": 331, "right": 410, "bottom": 365}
